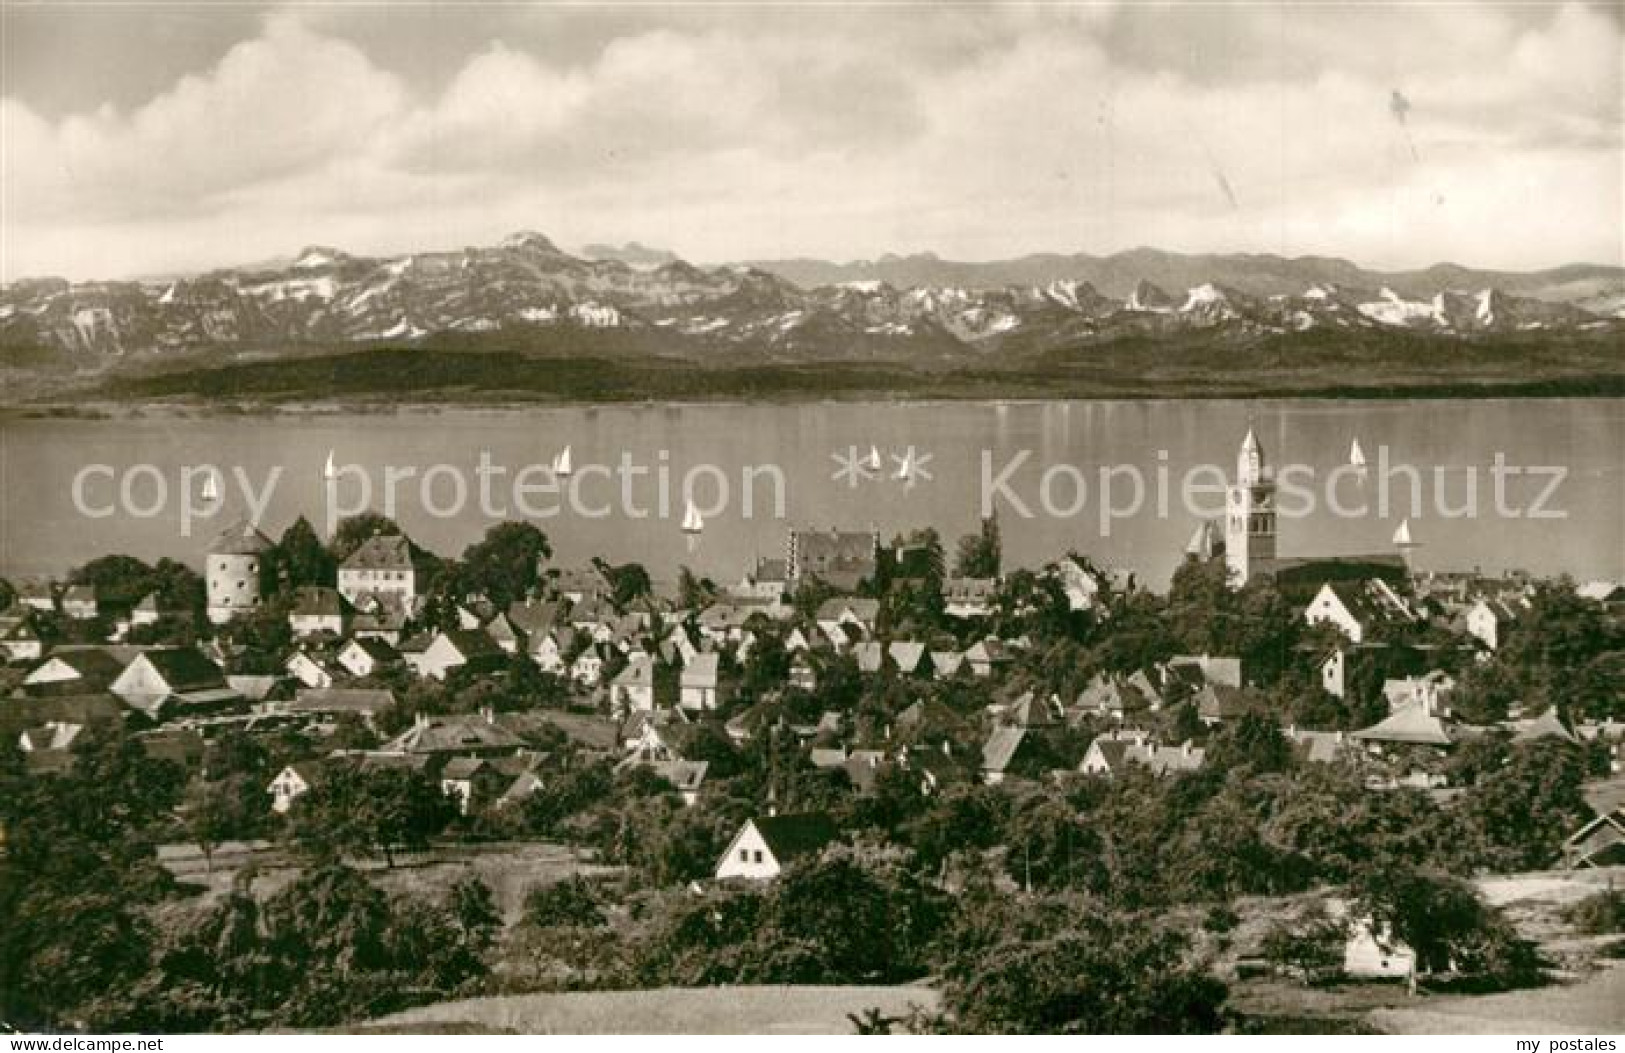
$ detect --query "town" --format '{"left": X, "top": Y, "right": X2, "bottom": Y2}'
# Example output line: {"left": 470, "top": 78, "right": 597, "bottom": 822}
{"left": 4, "top": 430, "right": 1624, "bottom": 1033}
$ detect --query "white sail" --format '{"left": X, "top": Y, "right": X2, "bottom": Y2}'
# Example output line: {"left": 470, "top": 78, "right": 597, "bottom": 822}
{"left": 1392, "top": 519, "right": 1413, "bottom": 546}
{"left": 1350, "top": 438, "right": 1367, "bottom": 468}
{"left": 862, "top": 445, "right": 881, "bottom": 471}
{"left": 201, "top": 470, "right": 219, "bottom": 502}
{"left": 894, "top": 451, "right": 913, "bottom": 481}
{"left": 553, "top": 445, "right": 573, "bottom": 477}
{"left": 323, "top": 450, "right": 336, "bottom": 481}
{"left": 681, "top": 501, "right": 704, "bottom": 534}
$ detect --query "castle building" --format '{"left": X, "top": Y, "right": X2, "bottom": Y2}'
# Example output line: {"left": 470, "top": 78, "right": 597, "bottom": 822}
{"left": 207, "top": 518, "right": 274, "bottom": 624}
{"left": 1225, "top": 428, "right": 1277, "bottom": 586}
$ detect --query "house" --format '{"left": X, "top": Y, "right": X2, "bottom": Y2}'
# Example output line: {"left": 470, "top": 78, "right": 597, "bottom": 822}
{"left": 349, "top": 599, "right": 408, "bottom": 645}
{"left": 0, "top": 611, "right": 44, "bottom": 663}
{"left": 789, "top": 653, "right": 818, "bottom": 691}
{"left": 379, "top": 710, "right": 527, "bottom": 758}
{"left": 336, "top": 636, "right": 401, "bottom": 679}
{"left": 888, "top": 641, "right": 928, "bottom": 677}
{"left": 815, "top": 598, "right": 880, "bottom": 646}
{"left": 853, "top": 641, "right": 887, "bottom": 675}
{"left": 1305, "top": 579, "right": 1418, "bottom": 644}
{"left": 286, "top": 687, "right": 395, "bottom": 727}
{"left": 284, "top": 650, "right": 335, "bottom": 690}
{"left": 1317, "top": 647, "right": 1348, "bottom": 699}
{"left": 1465, "top": 597, "right": 1521, "bottom": 651}
{"left": 1284, "top": 726, "right": 1350, "bottom": 765}
{"left": 714, "top": 812, "right": 839, "bottom": 881}
{"left": 1194, "top": 683, "right": 1255, "bottom": 725}
{"left": 1564, "top": 810, "right": 1625, "bottom": 868}
{"left": 506, "top": 599, "right": 562, "bottom": 643}
{"left": 1382, "top": 671, "right": 1455, "bottom": 713}
{"left": 414, "top": 629, "right": 505, "bottom": 681}
{"left": 130, "top": 592, "right": 165, "bottom": 627}
{"left": 1351, "top": 702, "right": 1455, "bottom": 749}
{"left": 649, "top": 759, "right": 709, "bottom": 806}
{"left": 1073, "top": 673, "right": 1157, "bottom": 721}
{"left": 680, "top": 653, "right": 720, "bottom": 711}
{"left": 440, "top": 757, "right": 507, "bottom": 814}
{"left": 930, "top": 650, "right": 966, "bottom": 680}
{"left": 22, "top": 647, "right": 126, "bottom": 697}
{"left": 1343, "top": 914, "right": 1416, "bottom": 980}
{"left": 484, "top": 612, "right": 524, "bottom": 654}
{"left": 289, "top": 587, "right": 350, "bottom": 639}
{"left": 530, "top": 628, "right": 575, "bottom": 673}
{"left": 14, "top": 578, "right": 57, "bottom": 613}
{"left": 569, "top": 647, "right": 605, "bottom": 687}
{"left": 337, "top": 534, "right": 423, "bottom": 611}
{"left": 110, "top": 646, "right": 240, "bottom": 720}
{"left": 943, "top": 577, "right": 997, "bottom": 619}
{"left": 611, "top": 654, "right": 659, "bottom": 713}
{"left": 1512, "top": 707, "right": 1579, "bottom": 747}
{"left": 1080, "top": 734, "right": 1205, "bottom": 778}
{"left": 980, "top": 725, "right": 1028, "bottom": 785}
{"left": 59, "top": 584, "right": 98, "bottom": 621}
{"left": 550, "top": 564, "right": 615, "bottom": 604}
{"left": 787, "top": 528, "right": 879, "bottom": 591}
{"left": 964, "top": 638, "right": 1012, "bottom": 678}
{"left": 697, "top": 602, "right": 754, "bottom": 644}
{"left": 268, "top": 761, "right": 327, "bottom": 813}
{"left": 1050, "top": 556, "right": 1131, "bottom": 612}
{"left": 1165, "top": 654, "right": 1244, "bottom": 691}
{"left": 735, "top": 557, "right": 790, "bottom": 602}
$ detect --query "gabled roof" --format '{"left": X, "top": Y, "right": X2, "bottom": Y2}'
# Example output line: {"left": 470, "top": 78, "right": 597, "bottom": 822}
{"left": 650, "top": 758, "right": 709, "bottom": 793}
{"left": 1352, "top": 702, "right": 1454, "bottom": 746}
{"left": 343, "top": 636, "right": 401, "bottom": 663}
{"left": 436, "top": 629, "right": 504, "bottom": 661}
{"left": 291, "top": 586, "right": 349, "bottom": 618}
{"left": 888, "top": 641, "right": 927, "bottom": 672}
{"left": 341, "top": 534, "right": 419, "bottom": 571}
{"left": 750, "top": 812, "right": 838, "bottom": 864}
{"left": 381, "top": 714, "right": 527, "bottom": 754}
{"left": 132, "top": 647, "right": 226, "bottom": 691}
{"left": 442, "top": 756, "right": 497, "bottom": 780}
{"left": 981, "top": 725, "right": 1027, "bottom": 773}
{"left": 28, "top": 647, "right": 127, "bottom": 686}
{"left": 1513, "top": 707, "right": 1578, "bottom": 746}
{"left": 815, "top": 596, "right": 881, "bottom": 623}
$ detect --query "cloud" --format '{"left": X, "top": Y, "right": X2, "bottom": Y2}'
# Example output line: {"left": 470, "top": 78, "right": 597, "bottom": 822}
{"left": 1, "top": 2, "right": 1619, "bottom": 280}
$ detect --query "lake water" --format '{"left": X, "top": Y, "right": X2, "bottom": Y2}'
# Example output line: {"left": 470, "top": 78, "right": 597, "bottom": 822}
{"left": 2, "top": 399, "right": 1621, "bottom": 590}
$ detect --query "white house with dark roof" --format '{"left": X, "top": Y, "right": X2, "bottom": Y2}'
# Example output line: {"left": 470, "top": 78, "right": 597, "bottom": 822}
{"left": 680, "top": 653, "right": 720, "bottom": 710}
{"left": 336, "top": 636, "right": 401, "bottom": 679}
{"left": 338, "top": 534, "right": 423, "bottom": 611}
{"left": 289, "top": 586, "right": 351, "bottom": 639}
{"left": 714, "top": 812, "right": 838, "bottom": 881}
{"left": 611, "top": 653, "right": 659, "bottom": 712}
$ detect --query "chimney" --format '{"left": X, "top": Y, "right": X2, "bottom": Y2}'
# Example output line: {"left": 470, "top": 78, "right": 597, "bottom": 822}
{"left": 414, "top": 711, "right": 428, "bottom": 730}
{"left": 481, "top": 705, "right": 495, "bottom": 725}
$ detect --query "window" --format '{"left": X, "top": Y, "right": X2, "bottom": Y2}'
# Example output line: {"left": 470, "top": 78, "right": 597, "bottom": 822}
{"left": 739, "top": 849, "right": 749, "bottom": 861}
{"left": 753, "top": 850, "right": 764, "bottom": 864}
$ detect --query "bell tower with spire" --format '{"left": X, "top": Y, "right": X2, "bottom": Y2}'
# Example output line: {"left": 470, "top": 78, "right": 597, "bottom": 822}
{"left": 1225, "top": 428, "right": 1277, "bottom": 585}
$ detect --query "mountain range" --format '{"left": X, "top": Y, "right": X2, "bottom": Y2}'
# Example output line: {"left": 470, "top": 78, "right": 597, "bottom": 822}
{"left": 2, "top": 232, "right": 1620, "bottom": 373}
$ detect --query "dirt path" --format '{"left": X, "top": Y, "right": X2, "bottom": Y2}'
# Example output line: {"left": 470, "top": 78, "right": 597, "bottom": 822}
{"left": 1371, "top": 964, "right": 1625, "bottom": 1034}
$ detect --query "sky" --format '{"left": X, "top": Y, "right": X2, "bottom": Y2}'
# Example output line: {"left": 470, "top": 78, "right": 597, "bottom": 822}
{"left": 1, "top": 1, "right": 1620, "bottom": 281}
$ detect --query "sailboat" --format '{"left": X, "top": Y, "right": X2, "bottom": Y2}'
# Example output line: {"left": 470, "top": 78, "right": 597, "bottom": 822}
{"left": 1392, "top": 518, "right": 1414, "bottom": 547}
{"left": 894, "top": 450, "right": 915, "bottom": 483}
{"left": 1349, "top": 438, "right": 1368, "bottom": 470}
{"left": 681, "top": 501, "right": 704, "bottom": 535}
{"left": 323, "top": 450, "right": 336, "bottom": 481}
{"left": 552, "top": 445, "right": 573, "bottom": 478}
{"left": 861, "top": 445, "right": 882, "bottom": 472}
{"left": 200, "top": 469, "right": 219, "bottom": 503}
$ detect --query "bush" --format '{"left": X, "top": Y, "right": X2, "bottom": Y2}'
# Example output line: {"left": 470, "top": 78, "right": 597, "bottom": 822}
{"left": 523, "top": 876, "right": 606, "bottom": 930}
{"left": 1258, "top": 904, "right": 1345, "bottom": 984}
{"left": 1565, "top": 888, "right": 1625, "bottom": 935}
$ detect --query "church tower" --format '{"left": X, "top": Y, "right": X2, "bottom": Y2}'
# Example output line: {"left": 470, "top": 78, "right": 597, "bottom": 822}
{"left": 1225, "top": 428, "right": 1277, "bottom": 586}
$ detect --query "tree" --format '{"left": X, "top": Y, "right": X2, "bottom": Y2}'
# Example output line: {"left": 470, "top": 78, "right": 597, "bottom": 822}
{"left": 278, "top": 515, "right": 335, "bottom": 591}
{"left": 288, "top": 765, "right": 455, "bottom": 867}
{"left": 955, "top": 515, "right": 1001, "bottom": 578}
{"left": 524, "top": 875, "right": 607, "bottom": 929}
{"left": 940, "top": 913, "right": 1227, "bottom": 1034}
{"left": 1460, "top": 740, "right": 1590, "bottom": 871}
{"left": 595, "top": 558, "right": 652, "bottom": 607}
{"left": 460, "top": 522, "right": 551, "bottom": 607}
{"left": 328, "top": 512, "right": 403, "bottom": 564}
{"left": 1348, "top": 864, "right": 1538, "bottom": 985}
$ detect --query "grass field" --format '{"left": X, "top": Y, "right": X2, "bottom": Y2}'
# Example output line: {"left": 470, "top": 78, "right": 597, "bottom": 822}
{"left": 369, "top": 984, "right": 940, "bottom": 1034}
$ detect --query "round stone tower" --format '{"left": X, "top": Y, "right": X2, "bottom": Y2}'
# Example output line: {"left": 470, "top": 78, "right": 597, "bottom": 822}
{"left": 207, "top": 517, "right": 274, "bottom": 624}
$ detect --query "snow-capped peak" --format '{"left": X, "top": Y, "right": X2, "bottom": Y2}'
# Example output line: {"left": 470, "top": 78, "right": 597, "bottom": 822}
{"left": 501, "top": 230, "right": 560, "bottom": 253}
{"left": 293, "top": 246, "right": 342, "bottom": 270}
{"left": 838, "top": 280, "right": 885, "bottom": 294}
